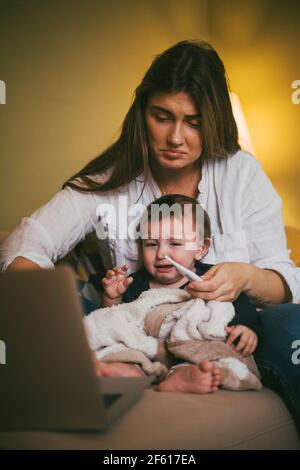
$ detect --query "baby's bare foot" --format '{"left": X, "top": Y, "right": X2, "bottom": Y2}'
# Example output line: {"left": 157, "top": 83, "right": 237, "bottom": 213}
{"left": 95, "top": 361, "right": 145, "bottom": 377}
{"left": 157, "top": 360, "right": 221, "bottom": 394}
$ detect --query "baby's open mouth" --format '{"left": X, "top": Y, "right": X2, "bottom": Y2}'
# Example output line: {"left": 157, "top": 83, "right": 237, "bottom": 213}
{"left": 155, "top": 264, "right": 174, "bottom": 269}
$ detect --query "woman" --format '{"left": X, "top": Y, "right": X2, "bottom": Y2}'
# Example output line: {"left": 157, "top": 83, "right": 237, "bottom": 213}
{"left": 1, "top": 40, "right": 300, "bottom": 429}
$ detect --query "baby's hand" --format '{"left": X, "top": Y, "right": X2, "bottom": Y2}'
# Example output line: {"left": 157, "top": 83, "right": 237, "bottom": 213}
{"left": 225, "top": 325, "right": 258, "bottom": 357}
{"left": 102, "top": 264, "right": 133, "bottom": 300}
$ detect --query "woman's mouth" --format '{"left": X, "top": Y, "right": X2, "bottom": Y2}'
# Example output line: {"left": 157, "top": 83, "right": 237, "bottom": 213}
{"left": 162, "top": 150, "right": 186, "bottom": 158}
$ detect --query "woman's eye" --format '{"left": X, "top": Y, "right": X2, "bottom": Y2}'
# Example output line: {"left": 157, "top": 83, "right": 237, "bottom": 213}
{"left": 170, "top": 242, "right": 182, "bottom": 246}
{"left": 187, "top": 121, "right": 201, "bottom": 128}
{"left": 155, "top": 115, "right": 170, "bottom": 122}
{"left": 145, "top": 242, "right": 157, "bottom": 247}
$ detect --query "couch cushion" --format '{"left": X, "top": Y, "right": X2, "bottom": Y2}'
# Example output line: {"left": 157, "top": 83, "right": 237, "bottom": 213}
{"left": 0, "top": 388, "right": 299, "bottom": 449}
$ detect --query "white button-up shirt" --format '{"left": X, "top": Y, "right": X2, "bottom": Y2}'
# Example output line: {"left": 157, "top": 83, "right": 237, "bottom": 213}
{"left": 1, "top": 150, "right": 300, "bottom": 302}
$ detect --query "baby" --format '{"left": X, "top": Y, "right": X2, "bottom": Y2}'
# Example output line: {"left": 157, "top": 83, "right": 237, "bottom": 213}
{"left": 94, "top": 194, "right": 261, "bottom": 394}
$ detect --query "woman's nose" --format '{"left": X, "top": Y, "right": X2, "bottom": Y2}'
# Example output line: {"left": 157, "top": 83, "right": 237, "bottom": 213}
{"left": 167, "top": 123, "right": 184, "bottom": 146}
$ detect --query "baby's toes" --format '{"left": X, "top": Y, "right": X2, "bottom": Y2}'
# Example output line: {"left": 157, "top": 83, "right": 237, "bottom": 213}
{"left": 212, "top": 378, "right": 221, "bottom": 388}
{"left": 212, "top": 369, "right": 221, "bottom": 386}
{"left": 212, "top": 367, "right": 221, "bottom": 378}
{"left": 198, "top": 360, "right": 214, "bottom": 373}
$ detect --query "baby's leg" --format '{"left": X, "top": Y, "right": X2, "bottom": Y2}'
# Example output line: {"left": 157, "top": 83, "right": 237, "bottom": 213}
{"left": 157, "top": 360, "right": 221, "bottom": 394}
{"left": 93, "top": 357, "right": 145, "bottom": 378}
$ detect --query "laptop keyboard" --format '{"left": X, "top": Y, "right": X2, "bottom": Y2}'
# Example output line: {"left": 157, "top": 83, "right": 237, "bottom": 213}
{"left": 103, "top": 393, "right": 122, "bottom": 408}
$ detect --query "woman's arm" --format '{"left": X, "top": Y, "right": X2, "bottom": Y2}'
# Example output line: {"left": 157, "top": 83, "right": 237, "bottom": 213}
{"left": 187, "top": 262, "right": 291, "bottom": 307}
{"left": 188, "top": 154, "right": 299, "bottom": 305}
{"left": 0, "top": 187, "right": 97, "bottom": 271}
{"left": 243, "top": 264, "right": 292, "bottom": 307}
{"left": 6, "top": 256, "right": 41, "bottom": 271}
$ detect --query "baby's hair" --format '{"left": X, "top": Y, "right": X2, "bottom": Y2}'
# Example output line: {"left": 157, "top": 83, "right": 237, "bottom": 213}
{"left": 137, "top": 194, "right": 211, "bottom": 242}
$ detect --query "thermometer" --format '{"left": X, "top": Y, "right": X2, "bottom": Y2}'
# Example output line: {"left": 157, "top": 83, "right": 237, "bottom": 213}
{"left": 163, "top": 254, "right": 203, "bottom": 282}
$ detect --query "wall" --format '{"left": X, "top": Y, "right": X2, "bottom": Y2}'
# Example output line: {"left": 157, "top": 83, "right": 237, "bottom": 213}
{"left": 0, "top": 0, "right": 209, "bottom": 229}
{"left": 0, "top": 0, "right": 299, "bottom": 229}
{"left": 209, "top": 0, "right": 300, "bottom": 228}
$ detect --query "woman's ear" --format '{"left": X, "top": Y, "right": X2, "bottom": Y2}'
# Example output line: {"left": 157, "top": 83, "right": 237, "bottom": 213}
{"left": 194, "top": 237, "right": 211, "bottom": 260}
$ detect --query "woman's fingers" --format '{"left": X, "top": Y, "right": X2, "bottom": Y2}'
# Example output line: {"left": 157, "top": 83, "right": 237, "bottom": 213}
{"left": 187, "top": 284, "right": 237, "bottom": 302}
{"left": 188, "top": 278, "right": 218, "bottom": 292}
{"left": 187, "top": 282, "right": 226, "bottom": 301}
{"left": 186, "top": 263, "right": 245, "bottom": 303}
{"left": 186, "top": 272, "right": 233, "bottom": 301}
{"left": 200, "top": 272, "right": 214, "bottom": 281}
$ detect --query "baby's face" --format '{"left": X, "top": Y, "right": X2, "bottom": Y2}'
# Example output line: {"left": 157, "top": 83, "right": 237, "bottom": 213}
{"left": 142, "top": 215, "right": 206, "bottom": 286}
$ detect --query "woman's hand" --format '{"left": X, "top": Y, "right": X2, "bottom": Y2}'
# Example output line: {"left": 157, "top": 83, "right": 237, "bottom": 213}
{"left": 186, "top": 262, "right": 251, "bottom": 302}
{"left": 101, "top": 264, "right": 133, "bottom": 306}
{"left": 225, "top": 325, "right": 258, "bottom": 356}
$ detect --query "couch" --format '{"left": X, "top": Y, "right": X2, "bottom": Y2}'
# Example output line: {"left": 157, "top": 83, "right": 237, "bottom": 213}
{"left": 0, "top": 228, "right": 300, "bottom": 450}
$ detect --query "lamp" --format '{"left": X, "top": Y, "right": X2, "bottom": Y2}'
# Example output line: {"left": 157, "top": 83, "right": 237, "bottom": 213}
{"left": 230, "top": 92, "right": 254, "bottom": 154}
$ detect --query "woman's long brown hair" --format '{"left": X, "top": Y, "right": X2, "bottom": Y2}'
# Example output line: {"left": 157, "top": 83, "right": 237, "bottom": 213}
{"left": 63, "top": 40, "right": 240, "bottom": 196}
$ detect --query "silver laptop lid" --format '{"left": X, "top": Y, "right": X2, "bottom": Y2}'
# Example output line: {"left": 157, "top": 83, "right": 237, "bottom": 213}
{"left": 0, "top": 265, "right": 109, "bottom": 430}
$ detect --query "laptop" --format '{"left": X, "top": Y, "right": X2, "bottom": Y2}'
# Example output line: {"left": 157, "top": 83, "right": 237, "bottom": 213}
{"left": 0, "top": 265, "right": 153, "bottom": 431}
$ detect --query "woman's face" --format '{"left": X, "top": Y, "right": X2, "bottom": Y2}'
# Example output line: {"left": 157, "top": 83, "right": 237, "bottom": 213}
{"left": 145, "top": 91, "right": 202, "bottom": 171}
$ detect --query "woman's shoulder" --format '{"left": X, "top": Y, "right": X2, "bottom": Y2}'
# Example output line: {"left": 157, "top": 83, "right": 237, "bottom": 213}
{"left": 212, "top": 150, "right": 261, "bottom": 171}
{"left": 207, "top": 150, "right": 264, "bottom": 184}
{"left": 231, "top": 149, "right": 262, "bottom": 169}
